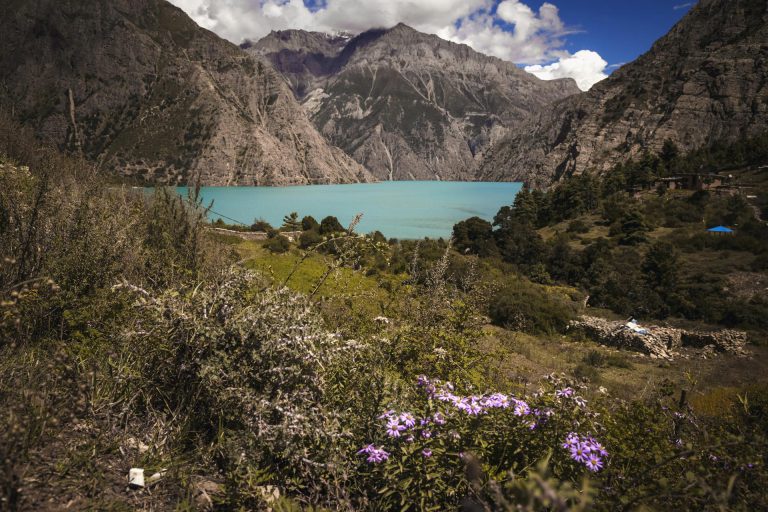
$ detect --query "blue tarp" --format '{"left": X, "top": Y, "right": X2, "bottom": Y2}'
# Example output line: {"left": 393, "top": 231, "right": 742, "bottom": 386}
{"left": 707, "top": 226, "right": 734, "bottom": 233}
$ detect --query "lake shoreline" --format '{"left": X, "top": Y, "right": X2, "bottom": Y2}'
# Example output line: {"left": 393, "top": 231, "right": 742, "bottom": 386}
{"left": 172, "top": 181, "right": 523, "bottom": 240}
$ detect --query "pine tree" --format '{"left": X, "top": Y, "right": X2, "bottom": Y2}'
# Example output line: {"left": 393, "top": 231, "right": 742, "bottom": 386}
{"left": 281, "top": 212, "right": 301, "bottom": 231}
{"left": 511, "top": 188, "right": 538, "bottom": 226}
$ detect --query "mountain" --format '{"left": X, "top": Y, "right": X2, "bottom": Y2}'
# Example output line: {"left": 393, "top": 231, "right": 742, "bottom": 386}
{"left": 249, "top": 24, "right": 580, "bottom": 181}
{"left": 479, "top": 0, "right": 768, "bottom": 187}
{"left": 0, "top": 0, "right": 371, "bottom": 185}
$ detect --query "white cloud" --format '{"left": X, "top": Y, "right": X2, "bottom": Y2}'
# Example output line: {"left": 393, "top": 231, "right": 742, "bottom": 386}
{"left": 524, "top": 50, "right": 608, "bottom": 91}
{"left": 434, "top": 1, "right": 575, "bottom": 65}
{"left": 168, "top": 0, "right": 608, "bottom": 88}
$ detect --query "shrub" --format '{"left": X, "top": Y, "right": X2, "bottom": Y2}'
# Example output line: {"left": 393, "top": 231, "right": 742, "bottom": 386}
{"left": 567, "top": 218, "right": 591, "bottom": 234}
{"left": 452, "top": 216, "right": 497, "bottom": 257}
{"left": 489, "top": 285, "right": 576, "bottom": 335}
{"left": 251, "top": 218, "right": 273, "bottom": 232}
{"left": 264, "top": 234, "right": 290, "bottom": 253}
{"left": 122, "top": 269, "right": 360, "bottom": 505}
{"left": 301, "top": 215, "right": 319, "bottom": 231}
{"left": 298, "top": 229, "right": 323, "bottom": 249}
{"left": 319, "top": 216, "right": 345, "bottom": 235}
{"left": 617, "top": 210, "right": 650, "bottom": 245}
{"left": 352, "top": 375, "right": 605, "bottom": 510}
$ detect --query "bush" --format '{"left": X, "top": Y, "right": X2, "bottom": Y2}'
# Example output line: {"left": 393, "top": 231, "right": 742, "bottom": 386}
{"left": 301, "top": 215, "right": 319, "bottom": 231}
{"left": 319, "top": 216, "right": 345, "bottom": 235}
{"left": 352, "top": 375, "right": 603, "bottom": 510}
{"left": 567, "top": 218, "right": 591, "bottom": 234}
{"left": 617, "top": 210, "right": 650, "bottom": 245}
{"left": 298, "top": 229, "right": 323, "bottom": 249}
{"left": 264, "top": 234, "right": 290, "bottom": 253}
{"left": 489, "top": 285, "right": 576, "bottom": 335}
{"left": 452, "top": 217, "right": 497, "bottom": 256}
{"left": 124, "top": 269, "right": 359, "bottom": 505}
{"left": 251, "top": 218, "right": 273, "bottom": 232}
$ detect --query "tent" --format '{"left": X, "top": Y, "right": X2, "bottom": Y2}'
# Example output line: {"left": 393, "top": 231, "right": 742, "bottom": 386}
{"left": 707, "top": 225, "right": 734, "bottom": 234}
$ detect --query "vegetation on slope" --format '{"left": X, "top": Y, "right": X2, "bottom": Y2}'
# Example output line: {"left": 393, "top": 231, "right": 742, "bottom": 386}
{"left": 454, "top": 135, "right": 768, "bottom": 337}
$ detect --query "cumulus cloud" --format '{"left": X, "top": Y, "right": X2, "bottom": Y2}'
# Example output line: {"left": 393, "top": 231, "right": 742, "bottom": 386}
{"left": 525, "top": 50, "right": 608, "bottom": 91}
{"left": 437, "top": 1, "right": 572, "bottom": 64}
{"left": 168, "top": 0, "right": 608, "bottom": 89}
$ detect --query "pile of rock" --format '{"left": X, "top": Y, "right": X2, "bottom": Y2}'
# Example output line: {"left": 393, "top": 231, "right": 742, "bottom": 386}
{"left": 682, "top": 330, "right": 749, "bottom": 357}
{"left": 567, "top": 316, "right": 676, "bottom": 359}
{"left": 568, "top": 316, "right": 749, "bottom": 360}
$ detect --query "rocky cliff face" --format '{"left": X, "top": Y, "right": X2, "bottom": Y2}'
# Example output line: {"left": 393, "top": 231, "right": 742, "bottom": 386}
{"left": 479, "top": 0, "right": 768, "bottom": 188}
{"left": 0, "top": 0, "right": 371, "bottom": 185}
{"left": 251, "top": 24, "right": 579, "bottom": 181}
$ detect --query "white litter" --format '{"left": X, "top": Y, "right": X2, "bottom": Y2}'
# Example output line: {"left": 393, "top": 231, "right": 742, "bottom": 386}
{"left": 625, "top": 319, "right": 649, "bottom": 335}
{"left": 128, "top": 468, "right": 145, "bottom": 489}
{"left": 147, "top": 470, "right": 166, "bottom": 485}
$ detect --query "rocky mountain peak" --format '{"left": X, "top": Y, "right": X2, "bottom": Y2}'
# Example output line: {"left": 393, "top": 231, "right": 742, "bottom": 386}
{"left": 251, "top": 24, "right": 579, "bottom": 181}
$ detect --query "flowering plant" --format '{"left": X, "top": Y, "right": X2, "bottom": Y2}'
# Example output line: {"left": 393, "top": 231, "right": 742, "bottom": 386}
{"left": 353, "top": 374, "right": 607, "bottom": 509}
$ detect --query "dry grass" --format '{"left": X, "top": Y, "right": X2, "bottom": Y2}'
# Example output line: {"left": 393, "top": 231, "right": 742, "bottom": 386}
{"left": 478, "top": 325, "right": 768, "bottom": 401}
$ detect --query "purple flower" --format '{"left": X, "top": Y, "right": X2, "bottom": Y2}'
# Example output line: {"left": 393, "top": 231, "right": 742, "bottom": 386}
{"left": 467, "top": 402, "right": 484, "bottom": 415}
{"left": 570, "top": 444, "right": 590, "bottom": 463}
{"left": 400, "top": 412, "right": 416, "bottom": 428}
{"left": 358, "top": 445, "right": 390, "bottom": 464}
{"left": 422, "top": 449, "right": 432, "bottom": 458}
{"left": 433, "top": 412, "right": 446, "bottom": 425}
{"left": 482, "top": 393, "right": 510, "bottom": 409}
{"left": 562, "top": 433, "right": 580, "bottom": 450}
{"left": 417, "top": 375, "right": 437, "bottom": 396}
{"left": 585, "top": 438, "right": 608, "bottom": 457}
{"left": 386, "top": 419, "right": 406, "bottom": 438}
{"left": 585, "top": 454, "right": 603, "bottom": 472}
{"left": 574, "top": 396, "right": 588, "bottom": 408}
{"left": 406, "top": 434, "right": 415, "bottom": 443}
{"left": 419, "top": 418, "right": 430, "bottom": 427}
{"left": 513, "top": 399, "right": 531, "bottom": 416}
{"left": 378, "top": 410, "right": 396, "bottom": 420}
{"left": 357, "top": 444, "right": 375, "bottom": 455}
{"left": 556, "top": 387, "right": 575, "bottom": 398}
{"left": 421, "top": 430, "right": 432, "bottom": 439}
{"left": 455, "top": 396, "right": 485, "bottom": 415}
{"left": 436, "top": 390, "right": 459, "bottom": 403}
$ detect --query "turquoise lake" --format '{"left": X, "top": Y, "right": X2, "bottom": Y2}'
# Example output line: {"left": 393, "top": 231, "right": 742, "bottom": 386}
{"left": 178, "top": 181, "right": 522, "bottom": 240}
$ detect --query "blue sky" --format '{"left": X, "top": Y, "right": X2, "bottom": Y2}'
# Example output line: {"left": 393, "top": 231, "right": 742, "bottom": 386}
{"left": 552, "top": 1, "right": 694, "bottom": 68}
{"left": 170, "top": 0, "right": 697, "bottom": 90}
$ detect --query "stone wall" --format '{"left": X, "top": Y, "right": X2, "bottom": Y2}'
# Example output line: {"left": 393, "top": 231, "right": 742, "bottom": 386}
{"left": 208, "top": 228, "right": 304, "bottom": 242}
{"left": 568, "top": 316, "right": 748, "bottom": 360}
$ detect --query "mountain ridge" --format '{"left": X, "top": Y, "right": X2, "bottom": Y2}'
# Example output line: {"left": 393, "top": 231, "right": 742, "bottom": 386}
{"left": 250, "top": 23, "right": 580, "bottom": 181}
{"left": 0, "top": 0, "right": 372, "bottom": 186}
{"left": 478, "top": 0, "right": 768, "bottom": 187}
